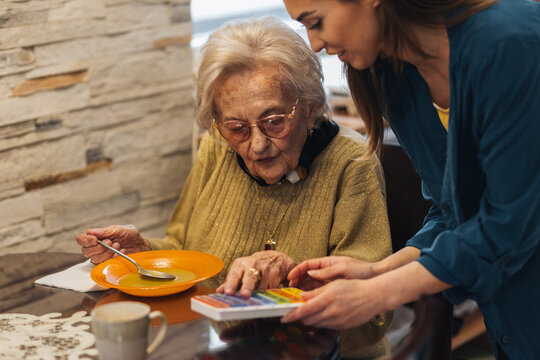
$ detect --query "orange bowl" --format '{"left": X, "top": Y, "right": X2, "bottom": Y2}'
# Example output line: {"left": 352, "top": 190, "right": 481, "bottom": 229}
{"left": 90, "top": 250, "right": 223, "bottom": 297}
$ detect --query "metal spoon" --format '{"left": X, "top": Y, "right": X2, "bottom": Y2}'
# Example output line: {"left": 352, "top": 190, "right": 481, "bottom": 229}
{"left": 97, "top": 240, "right": 176, "bottom": 280}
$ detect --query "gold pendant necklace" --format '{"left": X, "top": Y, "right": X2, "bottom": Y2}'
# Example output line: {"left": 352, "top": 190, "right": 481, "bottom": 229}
{"left": 255, "top": 184, "right": 297, "bottom": 251}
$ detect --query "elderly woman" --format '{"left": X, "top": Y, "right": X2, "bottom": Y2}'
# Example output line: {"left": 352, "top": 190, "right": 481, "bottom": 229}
{"left": 76, "top": 17, "right": 392, "bottom": 358}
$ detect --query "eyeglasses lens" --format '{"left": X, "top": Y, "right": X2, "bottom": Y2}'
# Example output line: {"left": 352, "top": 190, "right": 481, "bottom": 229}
{"left": 261, "top": 115, "right": 289, "bottom": 137}
{"left": 221, "top": 122, "right": 250, "bottom": 143}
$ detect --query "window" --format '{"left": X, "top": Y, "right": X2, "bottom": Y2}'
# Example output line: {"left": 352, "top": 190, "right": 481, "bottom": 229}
{"left": 190, "top": 0, "right": 348, "bottom": 93}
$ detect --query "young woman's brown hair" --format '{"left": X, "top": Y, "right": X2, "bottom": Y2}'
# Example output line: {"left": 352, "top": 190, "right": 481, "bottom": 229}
{"left": 345, "top": 0, "right": 496, "bottom": 155}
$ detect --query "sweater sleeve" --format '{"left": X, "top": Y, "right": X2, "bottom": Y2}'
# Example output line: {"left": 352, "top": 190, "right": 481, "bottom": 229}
{"left": 328, "top": 153, "right": 392, "bottom": 262}
{"left": 417, "top": 35, "right": 540, "bottom": 299}
{"left": 328, "top": 153, "right": 394, "bottom": 356}
{"left": 148, "top": 133, "right": 215, "bottom": 250}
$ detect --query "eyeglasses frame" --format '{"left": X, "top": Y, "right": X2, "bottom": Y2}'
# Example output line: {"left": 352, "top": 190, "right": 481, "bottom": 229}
{"left": 212, "top": 99, "right": 299, "bottom": 143}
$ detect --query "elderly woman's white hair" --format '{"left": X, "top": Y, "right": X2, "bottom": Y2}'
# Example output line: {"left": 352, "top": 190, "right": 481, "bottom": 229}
{"left": 196, "top": 16, "right": 331, "bottom": 131}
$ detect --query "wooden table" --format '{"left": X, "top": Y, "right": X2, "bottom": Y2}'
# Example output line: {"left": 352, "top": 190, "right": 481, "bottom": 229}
{"left": 0, "top": 252, "right": 339, "bottom": 360}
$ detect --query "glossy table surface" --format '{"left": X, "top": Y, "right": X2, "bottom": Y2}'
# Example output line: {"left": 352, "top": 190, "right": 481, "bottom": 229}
{"left": 0, "top": 252, "right": 339, "bottom": 360}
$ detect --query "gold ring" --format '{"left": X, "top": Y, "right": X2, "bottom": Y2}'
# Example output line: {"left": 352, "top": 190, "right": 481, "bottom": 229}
{"left": 90, "top": 259, "right": 97, "bottom": 265}
{"left": 248, "top": 267, "right": 261, "bottom": 281}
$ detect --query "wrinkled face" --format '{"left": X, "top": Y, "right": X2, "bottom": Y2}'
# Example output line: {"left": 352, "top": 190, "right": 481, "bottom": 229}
{"left": 214, "top": 66, "right": 313, "bottom": 185}
{"left": 283, "top": 0, "right": 384, "bottom": 70}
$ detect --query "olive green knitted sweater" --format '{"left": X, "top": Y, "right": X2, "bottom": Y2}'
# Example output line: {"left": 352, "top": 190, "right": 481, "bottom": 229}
{"left": 149, "top": 125, "right": 392, "bottom": 358}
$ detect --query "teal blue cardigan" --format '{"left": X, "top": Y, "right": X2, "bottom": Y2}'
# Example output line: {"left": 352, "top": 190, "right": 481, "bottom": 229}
{"left": 380, "top": 0, "right": 540, "bottom": 358}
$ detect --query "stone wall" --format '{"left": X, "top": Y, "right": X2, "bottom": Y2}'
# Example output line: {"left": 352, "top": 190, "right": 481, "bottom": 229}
{"left": 0, "top": 0, "right": 194, "bottom": 255}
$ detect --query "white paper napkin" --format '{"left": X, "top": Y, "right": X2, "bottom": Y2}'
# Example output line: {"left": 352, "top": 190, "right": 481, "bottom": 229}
{"left": 35, "top": 259, "right": 109, "bottom": 292}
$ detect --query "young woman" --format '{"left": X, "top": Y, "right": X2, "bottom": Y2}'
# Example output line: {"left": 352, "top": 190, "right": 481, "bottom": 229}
{"left": 281, "top": 0, "right": 540, "bottom": 358}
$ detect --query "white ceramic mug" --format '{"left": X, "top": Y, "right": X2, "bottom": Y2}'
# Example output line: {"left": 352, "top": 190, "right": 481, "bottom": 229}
{"left": 91, "top": 301, "right": 167, "bottom": 360}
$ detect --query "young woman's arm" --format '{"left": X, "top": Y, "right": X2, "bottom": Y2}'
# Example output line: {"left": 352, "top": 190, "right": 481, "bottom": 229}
{"left": 283, "top": 260, "right": 451, "bottom": 329}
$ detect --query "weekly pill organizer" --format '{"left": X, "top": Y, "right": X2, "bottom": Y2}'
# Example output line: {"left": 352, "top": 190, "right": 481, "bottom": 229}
{"left": 190, "top": 287, "right": 305, "bottom": 321}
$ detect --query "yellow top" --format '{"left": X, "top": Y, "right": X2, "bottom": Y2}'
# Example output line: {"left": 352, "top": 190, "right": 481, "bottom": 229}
{"left": 149, "top": 125, "right": 393, "bottom": 358}
{"left": 433, "top": 102, "right": 450, "bottom": 131}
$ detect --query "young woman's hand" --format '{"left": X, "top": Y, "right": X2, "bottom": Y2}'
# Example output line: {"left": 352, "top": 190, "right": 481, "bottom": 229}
{"left": 283, "top": 261, "right": 452, "bottom": 329}
{"left": 76, "top": 224, "right": 151, "bottom": 264}
{"left": 288, "top": 248, "right": 422, "bottom": 290}
{"left": 287, "top": 256, "right": 378, "bottom": 290}
{"left": 216, "top": 250, "right": 297, "bottom": 297}
{"left": 281, "top": 278, "right": 385, "bottom": 329}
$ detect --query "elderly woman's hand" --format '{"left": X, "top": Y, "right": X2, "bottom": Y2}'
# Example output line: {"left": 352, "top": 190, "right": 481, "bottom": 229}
{"left": 216, "top": 251, "right": 297, "bottom": 297}
{"left": 287, "top": 256, "right": 378, "bottom": 290}
{"left": 76, "top": 224, "right": 151, "bottom": 264}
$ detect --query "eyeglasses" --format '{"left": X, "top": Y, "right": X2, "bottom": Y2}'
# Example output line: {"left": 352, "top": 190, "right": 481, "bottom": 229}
{"left": 213, "top": 100, "right": 298, "bottom": 144}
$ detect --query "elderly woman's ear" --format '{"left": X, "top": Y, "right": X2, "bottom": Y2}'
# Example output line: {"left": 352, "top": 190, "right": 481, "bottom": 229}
{"left": 305, "top": 102, "right": 317, "bottom": 131}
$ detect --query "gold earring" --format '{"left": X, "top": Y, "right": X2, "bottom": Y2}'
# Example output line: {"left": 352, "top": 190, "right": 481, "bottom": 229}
{"left": 309, "top": 128, "right": 314, "bottom": 136}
